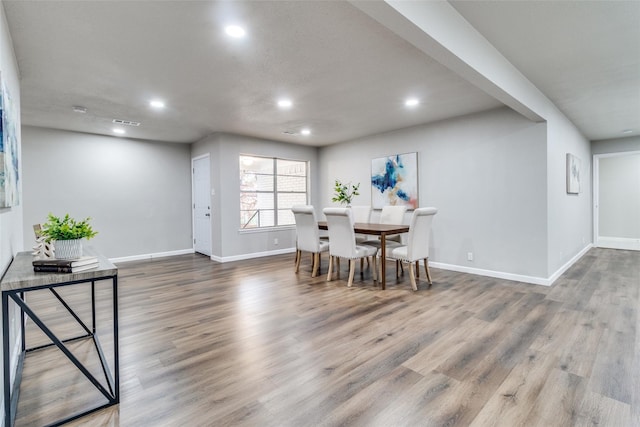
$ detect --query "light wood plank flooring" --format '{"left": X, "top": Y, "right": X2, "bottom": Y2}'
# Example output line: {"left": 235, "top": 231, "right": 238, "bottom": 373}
{"left": 14, "top": 248, "right": 640, "bottom": 426}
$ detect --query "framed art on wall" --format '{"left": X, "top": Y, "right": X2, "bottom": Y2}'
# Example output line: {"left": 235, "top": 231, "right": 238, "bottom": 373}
{"left": 371, "top": 152, "right": 418, "bottom": 209}
{"left": 0, "top": 71, "right": 20, "bottom": 207}
{"left": 566, "top": 153, "right": 581, "bottom": 194}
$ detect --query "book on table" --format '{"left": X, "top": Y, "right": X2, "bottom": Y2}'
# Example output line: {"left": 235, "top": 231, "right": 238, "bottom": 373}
{"left": 32, "top": 255, "right": 98, "bottom": 268}
{"left": 33, "top": 262, "right": 99, "bottom": 273}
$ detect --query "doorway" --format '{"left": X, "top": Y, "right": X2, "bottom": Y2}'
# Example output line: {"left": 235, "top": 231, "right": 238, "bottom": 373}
{"left": 192, "top": 155, "right": 212, "bottom": 256}
{"left": 593, "top": 151, "right": 640, "bottom": 251}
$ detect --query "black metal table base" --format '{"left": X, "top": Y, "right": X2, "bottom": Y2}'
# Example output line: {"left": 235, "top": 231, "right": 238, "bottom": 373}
{"left": 2, "top": 276, "right": 118, "bottom": 427}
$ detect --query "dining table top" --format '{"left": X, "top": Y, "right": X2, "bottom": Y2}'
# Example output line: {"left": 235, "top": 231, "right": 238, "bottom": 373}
{"left": 317, "top": 221, "right": 409, "bottom": 235}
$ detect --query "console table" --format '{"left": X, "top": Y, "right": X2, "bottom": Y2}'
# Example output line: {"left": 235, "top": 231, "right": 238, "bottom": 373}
{"left": 1, "top": 249, "right": 118, "bottom": 426}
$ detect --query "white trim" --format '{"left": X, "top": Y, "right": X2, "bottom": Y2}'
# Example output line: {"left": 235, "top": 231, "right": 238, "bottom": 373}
{"left": 429, "top": 261, "right": 551, "bottom": 286}
{"left": 211, "top": 247, "right": 296, "bottom": 263}
{"left": 546, "top": 243, "right": 594, "bottom": 284}
{"left": 430, "top": 243, "right": 592, "bottom": 287}
{"left": 238, "top": 225, "right": 295, "bottom": 234}
{"left": 110, "top": 248, "right": 195, "bottom": 263}
{"left": 192, "top": 154, "right": 212, "bottom": 257}
{"left": 593, "top": 150, "right": 640, "bottom": 252}
{"left": 597, "top": 237, "right": 640, "bottom": 251}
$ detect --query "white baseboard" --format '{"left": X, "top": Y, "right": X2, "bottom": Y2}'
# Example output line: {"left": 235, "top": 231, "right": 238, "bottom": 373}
{"left": 211, "top": 247, "right": 296, "bottom": 263}
{"left": 429, "top": 261, "right": 551, "bottom": 286}
{"left": 597, "top": 236, "right": 640, "bottom": 251}
{"left": 546, "top": 243, "right": 594, "bottom": 285}
{"left": 430, "top": 243, "right": 593, "bottom": 287}
{"left": 110, "top": 248, "right": 195, "bottom": 263}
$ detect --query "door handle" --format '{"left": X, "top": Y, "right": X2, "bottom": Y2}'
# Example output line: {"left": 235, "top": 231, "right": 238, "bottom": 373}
{"left": 205, "top": 213, "right": 210, "bottom": 217}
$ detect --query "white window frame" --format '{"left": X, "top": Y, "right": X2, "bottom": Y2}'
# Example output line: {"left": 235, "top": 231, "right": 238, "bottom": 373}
{"left": 239, "top": 155, "right": 309, "bottom": 230}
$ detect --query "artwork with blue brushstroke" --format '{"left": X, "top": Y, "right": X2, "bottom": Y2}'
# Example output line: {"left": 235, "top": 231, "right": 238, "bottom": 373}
{"left": 371, "top": 152, "right": 418, "bottom": 209}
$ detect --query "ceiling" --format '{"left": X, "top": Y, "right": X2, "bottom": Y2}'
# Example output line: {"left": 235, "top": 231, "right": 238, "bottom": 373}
{"left": 3, "top": 1, "right": 639, "bottom": 146}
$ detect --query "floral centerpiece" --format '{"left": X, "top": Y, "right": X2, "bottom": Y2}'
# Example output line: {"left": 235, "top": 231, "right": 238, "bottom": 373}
{"left": 332, "top": 180, "right": 360, "bottom": 206}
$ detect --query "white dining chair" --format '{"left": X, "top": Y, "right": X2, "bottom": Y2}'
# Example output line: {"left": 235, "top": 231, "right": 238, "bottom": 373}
{"left": 387, "top": 207, "right": 438, "bottom": 290}
{"left": 362, "top": 204, "right": 407, "bottom": 249}
{"left": 323, "top": 207, "right": 378, "bottom": 287}
{"left": 350, "top": 205, "right": 371, "bottom": 244}
{"left": 292, "top": 205, "right": 329, "bottom": 277}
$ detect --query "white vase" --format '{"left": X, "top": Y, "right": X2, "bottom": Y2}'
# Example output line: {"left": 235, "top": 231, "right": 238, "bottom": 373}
{"left": 54, "top": 239, "right": 83, "bottom": 259}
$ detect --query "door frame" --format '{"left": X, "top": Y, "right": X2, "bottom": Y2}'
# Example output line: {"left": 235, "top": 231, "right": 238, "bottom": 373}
{"left": 593, "top": 150, "right": 640, "bottom": 250}
{"left": 192, "top": 153, "right": 212, "bottom": 256}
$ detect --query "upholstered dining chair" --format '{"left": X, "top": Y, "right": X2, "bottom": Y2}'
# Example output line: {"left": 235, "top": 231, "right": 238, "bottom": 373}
{"left": 387, "top": 207, "right": 438, "bottom": 291}
{"left": 350, "top": 205, "right": 371, "bottom": 244}
{"left": 292, "top": 205, "right": 329, "bottom": 278}
{"left": 362, "top": 204, "right": 408, "bottom": 249}
{"left": 323, "top": 208, "right": 378, "bottom": 287}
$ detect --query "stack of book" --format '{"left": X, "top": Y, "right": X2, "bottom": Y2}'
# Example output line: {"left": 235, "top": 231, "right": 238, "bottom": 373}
{"left": 33, "top": 256, "right": 99, "bottom": 273}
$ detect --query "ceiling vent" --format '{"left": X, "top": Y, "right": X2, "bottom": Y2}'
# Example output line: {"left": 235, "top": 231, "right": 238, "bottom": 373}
{"left": 112, "top": 119, "right": 140, "bottom": 127}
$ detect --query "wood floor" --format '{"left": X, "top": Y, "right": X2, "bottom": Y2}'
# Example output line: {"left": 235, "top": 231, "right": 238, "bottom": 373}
{"left": 14, "top": 248, "right": 640, "bottom": 426}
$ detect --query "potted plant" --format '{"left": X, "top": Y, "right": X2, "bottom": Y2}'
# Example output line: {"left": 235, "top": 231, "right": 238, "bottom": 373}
{"left": 332, "top": 180, "right": 360, "bottom": 206}
{"left": 40, "top": 213, "right": 98, "bottom": 259}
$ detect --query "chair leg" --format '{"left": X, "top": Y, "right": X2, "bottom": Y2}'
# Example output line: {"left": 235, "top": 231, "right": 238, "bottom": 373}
{"left": 372, "top": 256, "right": 377, "bottom": 282}
{"left": 415, "top": 261, "right": 420, "bottom": 278}
{"left": 408, "top": 261, "right": 418, "bottom": 291}
{"left": 295, "top": 250, "right": 301, "bottom": 273}
{"left": 327, "top": 256, "right": 334, "bottom": 281}
{"left": 347, "top": 259, "right": 356, "bottom": 287}
{"left": 424, "top": 258, "right": 432, "bottom": 285}
{"left": 312, "top": 253, "right": 320, "bottom": 277}
{"left": 360, "top": 258, "right": 364, "bottom": 271}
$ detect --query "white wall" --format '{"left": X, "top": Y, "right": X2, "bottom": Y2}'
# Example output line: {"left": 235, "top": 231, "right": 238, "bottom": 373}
{"left": 0, "top": 1, "right": 23, "bottom": 420}
{"left": 191, "top": 132, "right": 319, "bottom": 260}
{"left": 592, "top": 135, "right": 640, "bottom": 155}
{"left": 545, "top": 115, "right": 592, "bottom": 277}
{"left": 319, "top": 107, "right": 549, "bottom": 280}
{"left": 21, "top": 126, "right": 193, "bottom": 259}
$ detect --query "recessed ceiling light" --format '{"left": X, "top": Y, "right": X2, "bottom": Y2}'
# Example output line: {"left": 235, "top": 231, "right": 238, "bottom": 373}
{"left": 277, "top": 99, "right": 293, "bottom": 109}
{"left": 225, "top": 25, "right": 246, "bottom": 38}
{"left": 113, "top": 128, "right": 125, "bottom": 135}
{"left": 301, "top": 128, "right": 311, "bottom": 136}
{"left": 150, "top": 99, "right": 165, "bottom": 109}
{"left": 72, "top": 106, "right": 87, "bottom": 114}
{"left": 405, "top": 98, "right": 420, "bottom": 107}
{"left": 622, "top": 129, "right": 634, "bottom": 134}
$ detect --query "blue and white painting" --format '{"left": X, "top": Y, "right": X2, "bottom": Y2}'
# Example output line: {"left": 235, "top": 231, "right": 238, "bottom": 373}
{"left": 0, "top": 71, "right": 19, "bottom": 207}
{"left": 371, "top": 152, "right": 418, "bottom": 209}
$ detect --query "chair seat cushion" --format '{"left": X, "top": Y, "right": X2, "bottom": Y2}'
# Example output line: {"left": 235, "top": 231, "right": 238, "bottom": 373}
{"left": 351, "top": 244, "right": 378, "bottom": 258}
{"left": 318, "top": 240, "right": 330, "bottom": 252}
{"left": 390, "top": 245, "right": 410, "bottom": 261}
{"left": 361, "top": 239, "right": 403, "bottom": 249}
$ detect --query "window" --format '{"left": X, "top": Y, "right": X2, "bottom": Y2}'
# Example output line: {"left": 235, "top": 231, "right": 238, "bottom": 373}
{"left": 240, "top": 155, "right": 308, "bottom": 229}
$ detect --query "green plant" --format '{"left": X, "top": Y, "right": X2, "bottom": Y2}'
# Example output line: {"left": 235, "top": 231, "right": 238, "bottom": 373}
{"left": 40, "top": 213, "right": 98, "bottom": 241}
{"left": 332, "top": 180, "right": 360, "bottom": 205}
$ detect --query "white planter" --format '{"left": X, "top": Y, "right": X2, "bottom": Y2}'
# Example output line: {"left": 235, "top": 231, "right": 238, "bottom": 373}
{"left": 54, "top": 239, "right": 83, "bottom": 259}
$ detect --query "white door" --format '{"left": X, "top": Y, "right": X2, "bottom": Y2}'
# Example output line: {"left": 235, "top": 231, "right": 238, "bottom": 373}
{"left": 594, "top": 151, "right": 640, "bottom": 251}
{"left": 192, "top": 155, "right": 212, "bottom": 256}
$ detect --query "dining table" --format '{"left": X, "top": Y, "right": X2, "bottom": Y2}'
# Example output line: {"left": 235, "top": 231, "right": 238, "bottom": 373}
{"left": 317, "top": 221, "right": 410, "bottom": 290}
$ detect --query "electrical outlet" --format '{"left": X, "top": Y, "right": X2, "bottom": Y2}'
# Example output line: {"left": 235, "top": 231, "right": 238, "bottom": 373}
{"left": 274, "top": 238, "right": 279, "bottom": 245}
{"left": 467, "top": 252, "right": 474, "bottom": 261}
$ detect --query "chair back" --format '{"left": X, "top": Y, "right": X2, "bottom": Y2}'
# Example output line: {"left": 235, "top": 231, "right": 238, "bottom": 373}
{"left": 406, "top": 207, "right": 438, "bottom": 260}
{"left": 323, "top": 208, "right": 357, "bottom": 258}
{"left": 292, "top": 205, "right": 321, "bottom": 253}
{"left": 350, "top": 205, "right": 371, "bottom": 224}
{"left": 380, "top": 205, "right": 407, "bottom": 225}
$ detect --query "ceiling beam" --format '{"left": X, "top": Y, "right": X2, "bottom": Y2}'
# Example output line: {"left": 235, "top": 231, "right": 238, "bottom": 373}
{"left": 350, "top": 0, "right": 547, "bottom": 123}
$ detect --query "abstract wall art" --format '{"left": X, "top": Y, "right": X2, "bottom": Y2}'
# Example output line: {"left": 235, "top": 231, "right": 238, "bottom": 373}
{"left": 371, "top": 152, "right": 418, "bottom": 209}
{"left": 0, "top": 71, "right": 19, "bottom": 207}
{"left": 566, "top": 153, "right": 581, "bottom": 194}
